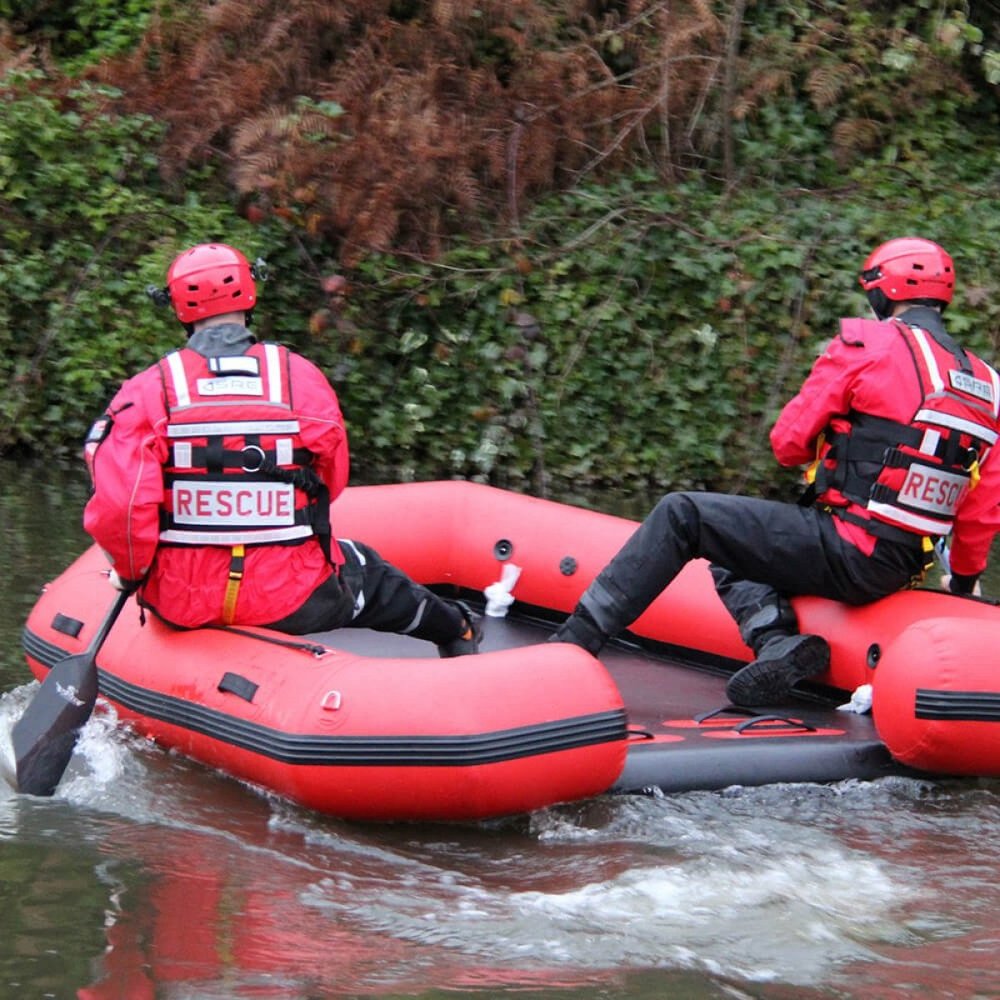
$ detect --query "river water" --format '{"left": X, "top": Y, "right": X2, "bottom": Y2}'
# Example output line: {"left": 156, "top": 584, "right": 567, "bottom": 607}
{"left": 1, "top": 458, "right": 998, "bottom": 1000}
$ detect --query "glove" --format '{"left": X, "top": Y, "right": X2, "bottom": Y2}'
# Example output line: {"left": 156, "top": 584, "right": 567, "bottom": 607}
{"left": 944, "top": 571, "right": 982, "bottom": 596}
{"left": 108, "top": 569, "right": 143, "bottom": 594}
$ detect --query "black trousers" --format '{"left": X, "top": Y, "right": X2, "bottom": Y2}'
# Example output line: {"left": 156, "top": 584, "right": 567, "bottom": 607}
{"left": 578, "top": 492, "right": 929, "bottom": 640}
{"left": 265, "top": 538, "right": 463, "bottom": 643}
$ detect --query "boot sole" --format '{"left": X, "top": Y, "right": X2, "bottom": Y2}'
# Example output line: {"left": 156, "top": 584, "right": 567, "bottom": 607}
{"left": 725, "top": 634, "right": 830, "bottom": 707}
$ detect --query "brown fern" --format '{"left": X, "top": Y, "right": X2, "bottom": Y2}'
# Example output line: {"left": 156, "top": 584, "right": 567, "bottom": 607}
{"left": 86, "top": 0, "right": 732, "bottom": 262}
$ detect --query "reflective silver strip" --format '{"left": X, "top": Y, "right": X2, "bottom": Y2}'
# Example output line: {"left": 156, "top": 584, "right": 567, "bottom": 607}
{"left": 339, "top": 539, "right": 368, "bottom": 620}
{"left": 401, "top": 596, "right": 428, "bottom": 635}
{"left": 919, "top": 428, "right": 941, "bottom": 455}
{"left": 212, "top": 355, "right": 259, "bottom": 375}
{"left": 159, "top": 525, "right": 314, "bottom": 545}
{"left": 166, "top": 351, "right": 191, "bottom": 407}
{"left": 165, "top": 399, "right": 291, "bottom": 411}
{"left": 340, "top": 538, "right": 366, "bottom": 565}
{"left": 264, "top": 342, "right": 283, "bottom": 403}
{"left": 351, "top": 590, "right": 366, "bottom": 620}
{"left": 913, "top": 409, "right": 999, "bottom": 445}
{"left": 866, "top": 501, "right": 950, "bottom": 536}
{"left": 989, "top": 366, "right": 1000, "bottom": 419}
{"left": 165, "top": 420, "right": 301, "bottom": 438}
{"left": 910, "top": 327, "right": 945, "bottom": 393}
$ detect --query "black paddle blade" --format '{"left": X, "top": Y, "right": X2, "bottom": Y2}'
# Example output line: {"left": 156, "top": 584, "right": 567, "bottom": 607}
{"left": 12, "top": 652, "right": 99, "bottom": 796}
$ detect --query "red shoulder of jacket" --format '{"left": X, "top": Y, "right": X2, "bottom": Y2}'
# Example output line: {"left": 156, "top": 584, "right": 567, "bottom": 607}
{"left": 837, "top": 317, "right": 891, "bottom": 347}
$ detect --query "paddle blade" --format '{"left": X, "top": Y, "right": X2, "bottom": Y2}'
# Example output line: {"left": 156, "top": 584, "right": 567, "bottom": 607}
{"left": 12, "top": 652, "right": 99, "bottom": 796}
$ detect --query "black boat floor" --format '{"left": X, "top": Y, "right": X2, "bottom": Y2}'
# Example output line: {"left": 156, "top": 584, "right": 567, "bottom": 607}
{"left": 314, "top": 609, "right": 912, "bottom": 795}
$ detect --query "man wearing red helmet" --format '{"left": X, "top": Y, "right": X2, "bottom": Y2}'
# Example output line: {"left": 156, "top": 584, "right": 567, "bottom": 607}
{"left": 82, "top": 243, "right": 479, "bottom": 656}
{"left": 552, "top": 237, "right": 1000, "bottom": 706}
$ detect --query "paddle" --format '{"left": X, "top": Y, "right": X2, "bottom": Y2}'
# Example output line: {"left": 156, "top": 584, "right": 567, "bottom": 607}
{"left": 12, "top": 588, "right": 130, "bottom": 796}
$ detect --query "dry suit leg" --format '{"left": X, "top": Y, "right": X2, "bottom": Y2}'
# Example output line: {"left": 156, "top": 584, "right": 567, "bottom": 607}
{"left": 265, "top": 538, "right": 464, "bottom": 644}
{"left": 337, "top": 539, "right": 464, "bottom": 643}
{"left": 576, "top": 491, "right": 923, "bottom": 643}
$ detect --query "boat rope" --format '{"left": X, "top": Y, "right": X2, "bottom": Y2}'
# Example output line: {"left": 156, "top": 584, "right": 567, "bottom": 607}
{"left": 205, "top": 624, "right": 329, "bottom": 657}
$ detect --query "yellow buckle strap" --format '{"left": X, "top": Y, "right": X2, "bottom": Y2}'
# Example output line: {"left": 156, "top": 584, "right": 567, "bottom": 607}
{"left": 804, "top": 432, "right": 826, "bottom": 486}
{"left": 969, "top": 457, "right": 981, "bottom": 490}
{"left": 907, "top": 535, "right": 936, "bottom": 588}
{"left": 222, "top": 544, "right": 245, "bottom": 625}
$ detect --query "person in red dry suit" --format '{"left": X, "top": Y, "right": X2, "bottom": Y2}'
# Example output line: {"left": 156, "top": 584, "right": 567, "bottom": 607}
{"left": 82, "top": 243, "right": 479, "bottom": 656}
{"left": 551, "top": 237, "right": 1000, "bottom": 705}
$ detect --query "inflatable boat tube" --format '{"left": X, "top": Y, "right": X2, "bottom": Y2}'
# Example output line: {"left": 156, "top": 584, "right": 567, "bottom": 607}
{"left": 20, "top": 481, "right": 1000, "bottom": 820}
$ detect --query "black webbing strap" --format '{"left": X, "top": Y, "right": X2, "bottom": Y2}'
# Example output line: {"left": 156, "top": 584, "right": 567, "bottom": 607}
{"left": 218, "top": 671, "right": 259, "bottom": 702}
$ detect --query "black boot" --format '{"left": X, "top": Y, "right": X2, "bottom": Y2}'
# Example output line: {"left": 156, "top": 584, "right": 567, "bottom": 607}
{"left": 725, "top": 633, "right": 830, "bottom": 706}
{"left": 549, "top": 607, "right": 607, "bottom": 656}
{"left": 437, "top": 600, "right": 483, "bottom": 658}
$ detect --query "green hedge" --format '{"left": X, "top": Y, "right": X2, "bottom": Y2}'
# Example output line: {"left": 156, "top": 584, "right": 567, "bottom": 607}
{"left": 0, "top": 75, "right": 294, "bottom": 455}
{"left": 5, "top": 97, "right": 1000, "bottom": 506}
{"left": 4, "top": 24, "right": 1000, "bottom": 508}
{"left": 316, "top": 174, "right": 1000, "bottom": 502}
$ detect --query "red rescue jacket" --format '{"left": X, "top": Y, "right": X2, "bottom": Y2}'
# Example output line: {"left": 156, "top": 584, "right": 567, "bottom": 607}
{"left": 771, "top": 309, "right": 1000, "bottom": 576}
{"left": 84, "top": 332, "right": 349, "bottom": 628}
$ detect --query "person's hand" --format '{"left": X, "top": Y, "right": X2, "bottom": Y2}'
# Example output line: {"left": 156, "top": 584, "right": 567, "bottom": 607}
{"left": 108, "top": 569, "right": 143, "bottom": 594}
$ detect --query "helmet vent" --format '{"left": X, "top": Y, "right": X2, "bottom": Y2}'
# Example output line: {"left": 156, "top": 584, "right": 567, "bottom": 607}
{"left": 859, "top": 238, "right": 955, "bottom": 308}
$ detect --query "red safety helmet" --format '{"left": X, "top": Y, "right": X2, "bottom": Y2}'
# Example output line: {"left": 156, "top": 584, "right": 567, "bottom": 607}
{"left": 859, "top": 237, "right": 954, "bottom": 320}
{"left": 165, "top": 243, "right": 257, "bottom": 325}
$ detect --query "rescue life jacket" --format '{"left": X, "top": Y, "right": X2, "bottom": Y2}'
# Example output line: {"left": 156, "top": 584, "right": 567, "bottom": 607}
{"left": 157, "top": 343, "right": 331, "bottom": 556}
{"left": 813, "top": 316, "right": 1000, "bottom": 542}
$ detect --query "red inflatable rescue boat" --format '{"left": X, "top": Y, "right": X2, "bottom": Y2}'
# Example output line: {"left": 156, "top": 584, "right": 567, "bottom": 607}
{"left": 20, "top": 481, "right": 1000, "bottom": 819}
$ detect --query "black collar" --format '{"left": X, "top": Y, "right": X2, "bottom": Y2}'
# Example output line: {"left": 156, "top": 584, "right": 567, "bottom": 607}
{"left": 896, "top": 306, "right": 971, "bottom": 373}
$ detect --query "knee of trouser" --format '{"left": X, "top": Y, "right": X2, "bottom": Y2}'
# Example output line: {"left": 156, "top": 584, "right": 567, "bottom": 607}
{"left": 738, "top": 597, "right": 798, "bottom": 654}
{"left": 655, "top": 491, "right": 699, "bottom": 527}
{"left": 662, "top": 492, "right": 715, "bottom": 558}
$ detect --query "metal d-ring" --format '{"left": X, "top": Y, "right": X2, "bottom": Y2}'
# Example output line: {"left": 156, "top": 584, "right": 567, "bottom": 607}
{"left": 241, "top": 444, "right": 266, "bottom": 472}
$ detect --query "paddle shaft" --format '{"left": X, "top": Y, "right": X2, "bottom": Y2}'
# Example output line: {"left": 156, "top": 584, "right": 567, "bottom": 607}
{"left": 81, "top": 587, "right": 131, "bottom": 655}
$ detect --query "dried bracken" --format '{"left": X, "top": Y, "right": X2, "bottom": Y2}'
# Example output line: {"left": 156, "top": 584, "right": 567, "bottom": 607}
{"left": 89, "top": 0, "right": 723, "bottom": 263}
{"left": 62, "top": 0, "right": 977, "bottom": 263}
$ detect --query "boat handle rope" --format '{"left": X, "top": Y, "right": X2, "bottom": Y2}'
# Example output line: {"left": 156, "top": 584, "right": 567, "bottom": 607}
{"left": 627, "top": 726, "right": 656, "bottom": 741}
{"left": 696, "top": 706, "right": 817, "bottom": 733}
{"left": 205, "top": 624, "right": 330, "bottom": 657}
{"left": 695, "top": 706, "right": 760, "bottom": 723}
{"left": 733, "top": 714, "right": 817, "bottom": 734}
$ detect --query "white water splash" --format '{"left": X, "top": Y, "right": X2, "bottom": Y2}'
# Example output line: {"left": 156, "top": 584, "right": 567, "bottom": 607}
{"left": 0, "top": 681, "right": 35, "bottom": 796}
{"left": 294, "top": 784, "right": 924, "bottom": 987}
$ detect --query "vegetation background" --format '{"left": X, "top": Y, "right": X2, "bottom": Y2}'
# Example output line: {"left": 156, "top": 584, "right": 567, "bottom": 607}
{"left": 3, "top": 0, "right": 1000, "bottom": 510}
